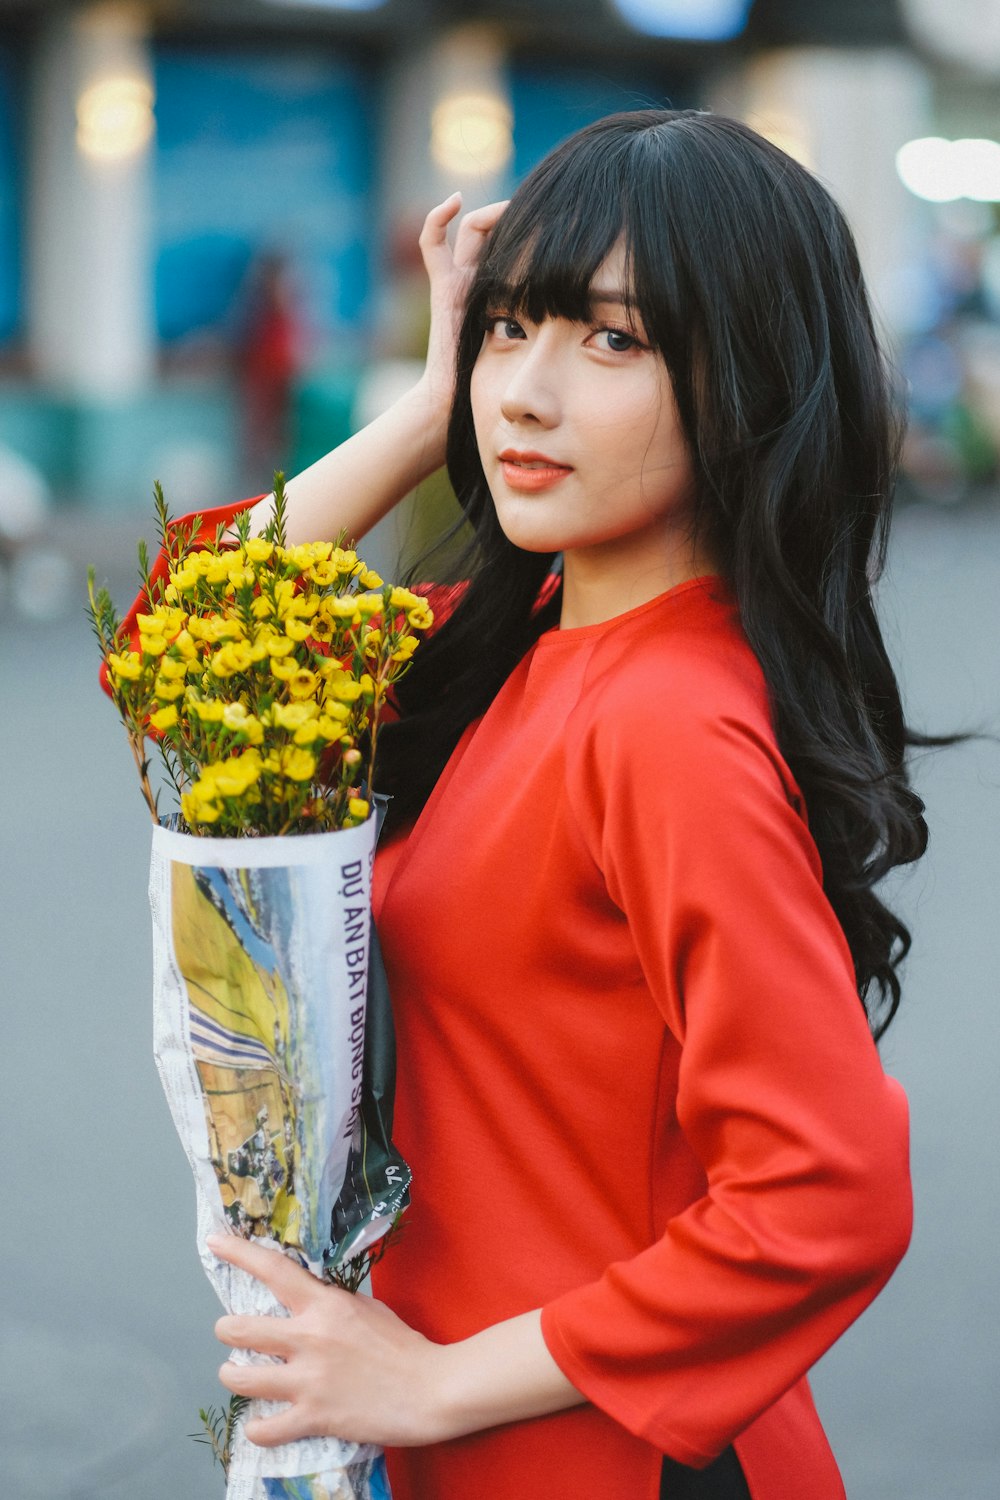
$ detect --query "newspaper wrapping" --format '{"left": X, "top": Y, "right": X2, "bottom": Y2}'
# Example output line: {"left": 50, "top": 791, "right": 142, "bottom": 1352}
{"left": 149, "top": 813, "right": 407, "bottom": 1500}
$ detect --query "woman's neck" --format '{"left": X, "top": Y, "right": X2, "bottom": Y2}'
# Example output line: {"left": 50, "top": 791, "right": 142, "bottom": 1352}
{"left": 557, "top": 531, "right": 720, "bottom": 630}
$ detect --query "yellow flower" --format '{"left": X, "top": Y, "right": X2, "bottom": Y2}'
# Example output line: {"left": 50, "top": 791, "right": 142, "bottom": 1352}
{"left": 251, "top": 595, "right": 275, "bottom": 619}
{"left": 188, "top": 616, "right": 243, "bottom": 643}
{"left": 271, "top": 656, "right": 301, "bottom": 681}
{"left": 172, "top": 629, "right": 199, "bottom": 661}
{"left": 207, "top": 751, "right": 263, "bottom": 798}
{"left": 390, "top": 634, "right": 419, "bottom": 663}
{"left": 307, "top": 561, "right": 339, "bottom": 587}
{"left": 322, "top": 671, "right": 363, "bottom": 704}
{"left": 293, "top": 722, "right": 321, "bottom": 747}
{"left": 348, "top": 797, "right": 369, "bottom": 821}
{"left": 318, "top": 700, "right": 351, "bottom": 723}
{"left": 137, "top": 606, "right": 185, "bottom": 637}
{"left": 315, "top": 712, "right": 349, "bottom": 740}
{"left": 148, "top": 704, "right": 178, "bottom": 731}
{"left": 358, "top": 673, "right": 375, "bottom": 702}
{"left": 259, "top": 630, "right": 295, "bottom": 657}
{"left": 325, "top": 597, "right": 362, "bottom": 621}
{"left": 389, "top": 586, "right": 421, "bottom": 611}
{"left": 406, "top": 601, "right": 434, "bottom": 631}
{"left": 202, "top": 557, "right": 231, "bottom": 585}
{"left": 244, "top": 537, "right": 274, "bottom": 563}
{"left": 355, "top": 593, "right": 383, "bottom": 619}
{"left": 288, "top": 668, "right": 321, "bottom": 700}
{"left": 107, "top": 650, "right": 144, "bottom": 681}
{"left": 221, "top": 702, "right": 264, "bottom": 744}
{"left": 227, "top": 565, "right": 254, "bottom": 590}
{"left": 331, "top": 547, "right": 359, "bottom": 574}
{"left": 187, "top": 696, "right": 225, "bottom": 722}
{"left": 284, "top": 617, "right": 313, "bottom": 642}
{"left": 266, "top": 701, "right": 318, "bottom": 731}
{"left": 359, "top": 568, "right": 383, "bottom": 589}
{"left": 210, "top": 641, "right": 254, "bottom": 677}
{"left": 157, "top": 655, "right": 188, "bottom": 680}
{"left": 181, "top": 789, "right": 220, "bottom": 825}
{"left": 153, "top": 675, "right": 186, "bottom": 701}
{"left": 286, "top": 594, "right": 320, "bottom": 620}
{"left": 263, "top": 746, "right": 316, "bottom": 783}
{"left": 310, "top": 616, "right": 335, "bottom": 643}
{"left": 169, "top": 567, "right": 198, "bottom": 594}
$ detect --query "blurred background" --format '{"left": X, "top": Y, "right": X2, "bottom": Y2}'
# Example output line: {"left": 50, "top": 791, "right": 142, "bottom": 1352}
{"left": 0, "top": 2, "right": 997, "bottom": 1497}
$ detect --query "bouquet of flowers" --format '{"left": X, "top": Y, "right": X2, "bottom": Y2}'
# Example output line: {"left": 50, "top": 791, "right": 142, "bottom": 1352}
{"left": 89, "top": 477, "right": 431, "bottom": 1500}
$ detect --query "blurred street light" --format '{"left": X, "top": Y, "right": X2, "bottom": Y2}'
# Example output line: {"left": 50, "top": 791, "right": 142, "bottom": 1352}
{"left": 260, "top": 0, "right": 387, "bottom": 11}
{"left": 76, "top": 74, "right": 154, "bottom": 163}
{"left": 430, "top": 90, "right": 513, "bottom": 178}
{"left": 897, "top": 136, "right": 1000, "bottom": 203}
{"left": 612, "top": 0, "right": 752, "bottom": 40}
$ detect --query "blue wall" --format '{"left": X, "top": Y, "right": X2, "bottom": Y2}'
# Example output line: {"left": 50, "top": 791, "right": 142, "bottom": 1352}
{"left": 510, "top": 62, "right": 696, "bottom": 181}
{"left": 0, "top": 45, "right": 23, "bottom": 345}
{"left": 153, "top": 46, "right": 375, "bottom": 345}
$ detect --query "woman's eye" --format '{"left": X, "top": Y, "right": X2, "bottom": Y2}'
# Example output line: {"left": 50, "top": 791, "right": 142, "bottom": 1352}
{"left": 595, "top": 327, "right": 639, "bottom": 353}
{"left": 487, "top": 316, "right": 525, "bottom": 340}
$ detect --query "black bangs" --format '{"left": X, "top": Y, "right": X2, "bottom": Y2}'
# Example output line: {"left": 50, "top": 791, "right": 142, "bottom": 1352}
{"left": 462, "top": 111, "right": 699, "bottom": 394}
{"left": 468, "top": 127, "right": 647, "bottom": 330}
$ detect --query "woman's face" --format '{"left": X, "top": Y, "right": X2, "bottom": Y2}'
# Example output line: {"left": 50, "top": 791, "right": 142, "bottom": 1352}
{"left": 470, "top": 242, "right": 697, "bottom": 567}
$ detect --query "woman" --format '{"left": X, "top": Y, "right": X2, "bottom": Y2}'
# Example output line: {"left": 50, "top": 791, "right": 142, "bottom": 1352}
{"left": 198, "top": 110, "right": 917, "bottom": 1498}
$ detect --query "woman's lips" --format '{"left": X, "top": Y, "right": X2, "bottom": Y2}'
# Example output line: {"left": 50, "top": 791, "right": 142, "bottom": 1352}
{"left": 498, "top": 453, "right": 574, "bottom": 493}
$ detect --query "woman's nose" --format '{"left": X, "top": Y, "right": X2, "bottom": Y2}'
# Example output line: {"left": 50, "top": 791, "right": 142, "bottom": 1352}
{"left": 499, "top": 343, "right": 561, "bottom": 428}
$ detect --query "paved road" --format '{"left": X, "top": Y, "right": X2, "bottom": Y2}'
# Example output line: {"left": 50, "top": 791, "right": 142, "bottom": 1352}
{"left": 1, "top": 497, "right": 997, "bottom": 1499}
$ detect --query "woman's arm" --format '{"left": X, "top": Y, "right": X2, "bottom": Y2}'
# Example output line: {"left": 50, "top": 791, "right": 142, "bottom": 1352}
{"left": 240, "top": 193, "right": 507, "bottom": 546}
{"left": 209, "top": 1233, "right": 585, "bottom": 1449}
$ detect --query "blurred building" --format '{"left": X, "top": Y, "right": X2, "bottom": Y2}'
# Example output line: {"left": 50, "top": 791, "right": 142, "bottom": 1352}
{"left": 0, "top": 0, "right": 994, "bottom": 512}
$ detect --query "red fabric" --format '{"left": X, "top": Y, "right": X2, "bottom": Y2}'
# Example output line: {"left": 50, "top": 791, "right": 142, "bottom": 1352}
{"left": 370, "top": 575, "right": 911, "bottom": 1500}
{"left": 97, "top": 495, "right": 268, "bottom": 699}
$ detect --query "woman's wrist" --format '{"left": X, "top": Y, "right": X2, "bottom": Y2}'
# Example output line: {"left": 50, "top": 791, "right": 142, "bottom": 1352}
{"left": 425, "top": 1308, "right": 587, "bottom": 1443}
{"left": 404, "top": 373, "right": 451, "bottom": 472}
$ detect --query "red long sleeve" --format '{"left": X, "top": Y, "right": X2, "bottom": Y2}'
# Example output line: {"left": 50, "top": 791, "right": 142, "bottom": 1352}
{"left": 539, "top": 611, "right": 912, "bottom": 1463}
{"left": 97, "top": 495, "right": 266, "bottom": 699}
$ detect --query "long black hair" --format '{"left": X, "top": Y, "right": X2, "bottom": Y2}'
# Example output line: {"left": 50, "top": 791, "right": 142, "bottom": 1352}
{"left": 378, "top": 108, "right": 927, "bottom": 1039}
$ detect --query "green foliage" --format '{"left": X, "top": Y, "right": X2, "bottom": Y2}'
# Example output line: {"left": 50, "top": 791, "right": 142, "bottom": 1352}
{"left": 190, "top": 1394, "right": 250, "bottom": 1480}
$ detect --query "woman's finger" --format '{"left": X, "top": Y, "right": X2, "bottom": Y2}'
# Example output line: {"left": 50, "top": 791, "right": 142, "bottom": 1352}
{"left": 215, "top": 1312, "right": 294, "bottom": 1357}
{"left": 418, "top": 191, "right": 463, "bottom": 269}
{"left": 452, "top": 199, "right": 509, "bottom": 268}
{"left": 206, "top": 1233, "right": 324, "bottom": 1316}
{"left": 218, "top": 1357, "right": 295, "bottom": 1404}
{"left": 243, "top": 1403, "right": 319, "bottom": 1449}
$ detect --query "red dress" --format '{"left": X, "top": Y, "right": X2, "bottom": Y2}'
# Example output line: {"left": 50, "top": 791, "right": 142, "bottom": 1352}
{"left": 105, "top": 499, "right": 912, "bottom": 1500}
{"left": 369, "top": 573, "right": 911, "bottom": 1500}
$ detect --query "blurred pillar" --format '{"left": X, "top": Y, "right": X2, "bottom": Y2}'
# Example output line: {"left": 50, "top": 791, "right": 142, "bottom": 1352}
{"left": 26, "top": 1, "right": 156, "bottom": 398}
{"left": 361, "top": 24, "right": 513, "bottom": 573}
{"left": 378, "top": 23, "right": 513, "bottom": 243}
{"left": 708, "top": 48, "right": 933, "bottom": 343}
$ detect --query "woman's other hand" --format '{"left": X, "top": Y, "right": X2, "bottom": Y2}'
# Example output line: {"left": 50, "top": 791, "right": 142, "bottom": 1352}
{"left": 208, "top": 1232, "right": 448, "bottom": 1448}
{"left": 416, "top": 193, "right": 508, "bottom": 429}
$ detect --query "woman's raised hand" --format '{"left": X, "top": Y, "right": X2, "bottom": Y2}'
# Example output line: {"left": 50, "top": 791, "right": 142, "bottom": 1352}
{"left": 416, "top": 192, "right": 509, "bottom": 428}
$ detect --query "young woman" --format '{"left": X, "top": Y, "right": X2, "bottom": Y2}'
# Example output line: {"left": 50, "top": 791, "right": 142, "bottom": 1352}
{"left": 192, "top": 110, "right": 917, "bottom": 1499}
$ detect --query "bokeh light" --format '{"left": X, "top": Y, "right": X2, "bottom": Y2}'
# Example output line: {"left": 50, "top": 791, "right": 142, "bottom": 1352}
{"left": 76, "top": 75, "right": 154, "bottom": 163}
{"left": 430, "top": 91, "right": 513, "bottom": 177}
{"left": 897, "top": 136, "right": 1000, "bottom": 203}
{"left": 612, "top": 0, "right": 752, "bottom": 40}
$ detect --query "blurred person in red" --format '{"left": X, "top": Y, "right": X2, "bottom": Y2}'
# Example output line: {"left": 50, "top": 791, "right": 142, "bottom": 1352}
{"left": 233, "top": 250, "right": 307, "bottom": 486}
